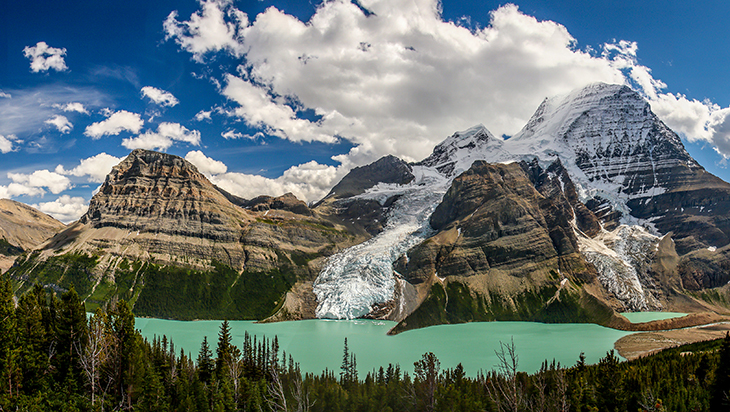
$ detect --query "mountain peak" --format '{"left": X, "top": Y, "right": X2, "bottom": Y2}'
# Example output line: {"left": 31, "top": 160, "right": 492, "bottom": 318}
{"left": 417, "top": 123, "right": 503, "bottom": 177}
{"left": 81, "top": 149, "right": 248, "bottom": 241}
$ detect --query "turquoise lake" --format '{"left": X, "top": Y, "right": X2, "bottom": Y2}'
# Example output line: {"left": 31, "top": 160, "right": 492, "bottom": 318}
{"left": 135, "top": 318, "right": 633, "bottom": 376}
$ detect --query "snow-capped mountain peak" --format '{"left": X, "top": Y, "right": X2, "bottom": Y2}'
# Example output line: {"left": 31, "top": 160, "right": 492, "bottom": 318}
{"left": 417, "top": 123, "right": 507, "bottom": 177}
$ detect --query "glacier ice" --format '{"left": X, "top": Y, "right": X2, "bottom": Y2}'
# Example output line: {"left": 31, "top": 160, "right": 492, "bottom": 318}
{"left": 313, "top": 167, "right": 449, "bottom": 319}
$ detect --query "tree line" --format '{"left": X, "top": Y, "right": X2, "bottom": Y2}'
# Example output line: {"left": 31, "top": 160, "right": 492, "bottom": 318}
{"left": 1, "top": 276, "right": 730, "bottom": 411}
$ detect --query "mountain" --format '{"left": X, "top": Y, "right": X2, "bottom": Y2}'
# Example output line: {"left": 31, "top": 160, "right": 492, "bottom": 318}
{"left": 306, "top": 82, "right": 730, "bottom": 332}
{"left": 0, "top": 199, "right": 66, "bottom": 273}
{"left": 7, "top": 149, "right": 366, "bottom": 319}
{"left": 7, "top": 82, "right": 730, "bottom": 333}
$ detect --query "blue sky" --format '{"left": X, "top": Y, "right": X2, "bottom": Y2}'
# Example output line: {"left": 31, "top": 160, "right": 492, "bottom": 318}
{"left": 1, "top": 0, "right": 729, "bottom": 222}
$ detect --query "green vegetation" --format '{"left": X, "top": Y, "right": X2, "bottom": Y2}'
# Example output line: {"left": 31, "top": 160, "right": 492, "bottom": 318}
{"left": 133, "top": 261, "right": 295, "bottom": 320}
{"left": 1, "top": 274, "right": 729, "bottom": 411}
{"left": 393, "top": 280, "right": 604, "bottom": 333}
{"left": 0, "top": 238, "right": 22, "bottom": 256}
{"left": 8, "top": 251, "right": 98, "bottom": 297}
{"left": 8, "top": 250, "right": 305, "bottom": 320}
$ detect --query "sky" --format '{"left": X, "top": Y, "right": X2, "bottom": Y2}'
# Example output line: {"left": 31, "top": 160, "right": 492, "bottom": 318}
{"left": 2, "top": 0, "right": 730, "bottom": 223}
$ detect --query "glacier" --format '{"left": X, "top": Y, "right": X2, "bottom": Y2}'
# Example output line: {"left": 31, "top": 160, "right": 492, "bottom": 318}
{"left": 313, "top": 166, "right": 449, "bottom": 319}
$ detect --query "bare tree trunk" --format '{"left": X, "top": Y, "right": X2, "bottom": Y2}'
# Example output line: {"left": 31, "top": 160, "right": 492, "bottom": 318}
{"left": 76, "top": 313, "right": 109, "bottom": 407}
{"left": 266, "top": 367, "right": 288, "bottom": 412}
{"left": 487, "top": 337, "right": 525, "bottom": 412}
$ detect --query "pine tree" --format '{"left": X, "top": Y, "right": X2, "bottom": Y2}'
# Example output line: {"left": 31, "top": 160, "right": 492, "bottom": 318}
{"left": 711, "top": 332, "right": 730, "bottom": 411}
{"left": 341, "top": 337, "right": 350, "bottom": 384}
{"left": 216, "top": 320, "right": 232, "bottom": 380}
{"left": 16, "top": 289, "right": 48, "bottom": 393}
{"left": 55, "top": 287, "right": 88, "bottom": 389}
{"left": 198, "top": 336, "right": 214, "bottom": 384}
{"left": 0, "top": 276, "right": 17, "bottom": 397}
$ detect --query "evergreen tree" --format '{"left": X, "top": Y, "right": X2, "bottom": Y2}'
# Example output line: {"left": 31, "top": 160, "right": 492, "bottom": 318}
{"left": 15, "top": 289, "right": 48, "bottom": 393}
{"left": 110, "top": 299, "right": 141, "bottom": 409}
{"left": 0, "top": 276, "right": 18, "bottom": 397}
{"left": 340, "top": 337, "right": 350, "bottom": 384}
{"left": 198, "top": 336, "right": 214, "bottom": 384}
{"left": 55, "top": 287, "right": 88, "bottom": 389}
{"left": 414, "top": 352, "right": 440, "bottom": 412}
{"left": 711, "top": 332, "right": 730, "bottom": 411}
{"left": 216, "top": 320, "right": 232, "bottom": 380}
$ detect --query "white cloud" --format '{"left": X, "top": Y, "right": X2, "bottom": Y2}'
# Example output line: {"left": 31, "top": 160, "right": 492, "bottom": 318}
{"left": 141, "top": 86, "right": 180, "bottom": 107}
{"left": 168, "top": 0, "right": 625, "bottom": 164}
{"left": 0, "top": 92, "right": 10, "bottom": 99}
{"left": 167, "top": 0, "right": 730, "bottom": 180}
{"left": 6, "top": 170, "right": 71, "bottom": 196}
{"left": 211, "top": 160, "right": 346, "bottom": 203}
{"left": 122, "top": 122, "right": 201, "bottom": 151}
{"left": 185, "top": 150, "right": 228, "bottom": 175}
{"left": 56, "top": 153, "right": 122, "bottom": 183}
{"left": 45, "top": 115, "right": 73, "bottom": 133}
{"left": 194, "top": 110, "right": 212, "bottom": 121}
{"left": 32, "top": 195, "right": 88, "bottom": 224}
{"left": 54, "top": 102, "right": 89, "bottom": 114}
{"left": 23, "top": 41, "right": 68, "bottom": 72}
{"left": 0, "top": 135, "right": 13, "bottom": 154}
{"left": 84, "top": 110, "right": 143, "bottom": 139}
{"left": 221, "top": 129, "right": 258, "bottom": 140}
{"left": 164, "top": 0, "right": 246, "bottom": 62}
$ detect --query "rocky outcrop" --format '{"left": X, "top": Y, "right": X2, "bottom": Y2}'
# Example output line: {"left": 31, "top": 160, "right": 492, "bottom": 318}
{"left": 324, "top": 155, "right": 414, "bottom": 200}
{"left": 316, "top": 155, "right": 415, "bottom": 236}
{"left": 392, "top": 160, "right": 607, "bottom": 331}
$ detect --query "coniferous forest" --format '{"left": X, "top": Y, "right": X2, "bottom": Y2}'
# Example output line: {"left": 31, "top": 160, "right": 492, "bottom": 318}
{"left": 2, "top": 277, "right": 730, "bottom": 411}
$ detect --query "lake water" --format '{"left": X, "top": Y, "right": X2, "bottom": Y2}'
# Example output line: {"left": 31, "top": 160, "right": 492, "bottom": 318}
{"left": 620, "top": 312, "right": 687, "bottom": 323}
{"left": 135, "top": 318, "right": 632, "bottom": 376}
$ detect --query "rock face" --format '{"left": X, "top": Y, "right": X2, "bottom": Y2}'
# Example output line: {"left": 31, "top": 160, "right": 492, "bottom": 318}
{"left": 316, "top": 155, "right": 416, "bottom": 236}
{"left": 0, "top": 199, "right": 65, "bottom": 272}
{"left": 9, "top": 150, "right": 364, "bottom": 320}
{"left": 512, "top": 83, "right": 730, "bottom": 254}
{"left": 391, "top": 160, "right": 613, "bottom": 332}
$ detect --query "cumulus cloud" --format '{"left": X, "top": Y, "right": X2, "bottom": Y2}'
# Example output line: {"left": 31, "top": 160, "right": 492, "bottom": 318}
{"left": 163, "top": 0, "right": 246, "bottom": 62}
{"left": 84, "top": 110, "right": 143, "bottom": 139}
{"left": 194, "top": 110, "right": 212, "bottom": 121}
{"left": 211, "top": 160, "right": 346, "bottom": 203}
{"left": 122, "top": 122, "right": 201, "bottom": 151}
{"left": 166, "top": 0, "right": 730, "bottom": 191}
{"left": 56, "top": 153, "right": 122, "bottom": 183}
{"left": 5, "top": 170, "right": 71, "bottom": 196}
{"left": 185, "top": 150, "right": 228, "bottom": 175}
{"left": 54, "top": 102, "right": 89, "bottom": 114}
{"left": 32, "top": 195, "right": 88, "bottom": 224}
{"left": 141, "top": 86, "right": 179, "bottom": 107}
{"left": 167, "top": 0, "right": 627, "bottom": 161}
{"left": 45, "top": 115, "right": 73, "bottom": 133}
{"left": 23, "top": 42, "right": 68, "bottom": 72}
{"left": 0, "top": 135, "right": 14, "bottom": 154}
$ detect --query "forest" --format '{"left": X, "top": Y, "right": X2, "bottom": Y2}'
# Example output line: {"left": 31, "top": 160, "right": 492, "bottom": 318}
{"left": 1, "top": 276, "right": 729, "bottom": 411}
